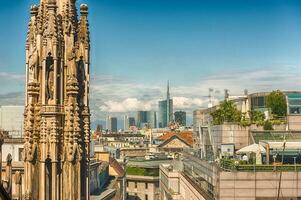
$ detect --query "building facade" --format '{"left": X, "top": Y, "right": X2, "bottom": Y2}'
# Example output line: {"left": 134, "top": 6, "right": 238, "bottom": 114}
{"left": 158, "top": 100, "right": 173, "bottom": 128}
{"left": 137, "top": 111, "right": 157, "bottom": 128}
{"left": 126, "top": 175, "right": 159, "bottom": 200}
{"left": 124, "top": 115, "right": 136, "bottom": 130}
{"left": 174, "top": 111, "right": 186, "bottom": 126}
{"left": 23, "top": 1, "right": 91, "bottom": 199}
{"left": 107, "top": 116, "right": 118, "bottom": 132}
{"left": 158, "top": 82, "right": 173, "bottom": 128}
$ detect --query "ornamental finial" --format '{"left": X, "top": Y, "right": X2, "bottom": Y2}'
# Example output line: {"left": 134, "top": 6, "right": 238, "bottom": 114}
{"left": 80, "top": 4, "right": 88, "bottom": 15}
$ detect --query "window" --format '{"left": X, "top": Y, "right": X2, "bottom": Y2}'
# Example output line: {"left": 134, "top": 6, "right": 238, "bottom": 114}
{"left": 290, "top": 107, "right": 301, "bottom": 115}
{"left": 251, "top": 96, "right": 265, "bottom": 109}
{"left": 145, "top": 194, "right": 148, "bottom": 200}
{"left": 288, "top": 99, "right": 301, "bottom": 106}
{"left": 135, "top": 182, "right": 137, "bottom": 188}
{"left": 145, "top": 182, "right": 148, "bottom": 189}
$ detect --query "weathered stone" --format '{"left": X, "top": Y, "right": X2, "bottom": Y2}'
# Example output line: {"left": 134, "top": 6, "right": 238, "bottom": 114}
{"left": 24, "top": 0, "right": 91, "bottom": 199}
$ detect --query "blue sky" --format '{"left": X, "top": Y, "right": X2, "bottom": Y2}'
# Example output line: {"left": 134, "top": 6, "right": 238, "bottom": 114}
{"left": 0, "top": 0, "right": 301, "bottom": 126}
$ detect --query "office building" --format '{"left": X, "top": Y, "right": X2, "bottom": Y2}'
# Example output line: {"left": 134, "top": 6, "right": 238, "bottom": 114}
{"left": 174, "top": 111, "right": 186, "bottom": 126}
{"left": 158, "top": 81, "right": 173, "bottom": 128}
{"left": 107, "top": 116, "right": 118, "bottom": 132}
{"left": 129, "top": 117, "right": 135, "bottom": 127}
{"left": 124, "top": 115, "right": 136, "bottom": 130}
{"left": 137, "top": 111, "right": 157, "bottom": 128}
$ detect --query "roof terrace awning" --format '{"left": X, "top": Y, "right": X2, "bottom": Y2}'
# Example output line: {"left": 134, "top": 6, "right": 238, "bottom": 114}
{"left": 236, "top": 144, "right": 266, "bottom": 154}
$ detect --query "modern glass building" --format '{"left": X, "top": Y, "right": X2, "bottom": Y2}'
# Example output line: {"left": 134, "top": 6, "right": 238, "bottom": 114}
{"left": 287, "top": 93, "right": 301, "bottom": 115}
{"left": 158, "top": 81, "right": 173, "bottom": 128}
{"left": 106, "top": 116, "right": 118, "bottom": 132}
{"left": 249, "top": 92, "right": 270, "bottom": 112}
{"left": 248, "top": 91, "right": 301, "bottom": 115}
{"left": 174, "top": 111, "right": 186, "bottom": 126}
{"left": 123, "top": 115, "right": 136, "bottom": 130}
{"left": 129, "top": 117, "right": 136, "bottom": 127}
{"left": 137, "top": 111, "right": 157, "bottom": 128}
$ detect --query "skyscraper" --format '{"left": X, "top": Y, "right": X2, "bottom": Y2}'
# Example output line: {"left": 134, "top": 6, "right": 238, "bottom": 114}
{"left": 23, "top": 1, "right": 91, "bottom": 199}
{"left": 137, "top": 111, "right": 157, "bottom": 128}
{"left": 147, "top": 111, "right": 157, "bottom": 128}
{"left": 129, "top": 117, "right": 136, "bottom": 127}
{"left": 123, "top": 115, "right": 136, "bottom": 130}
{"left": 106, "top": 116, "right": 118, "bottom": 132}
{"left": 158, "top": 81, "right": 173, "bottom": 128}
{"left": 124, "top": 115, "right": 129, "bottom": 130}
{"left": 174, "top": 111, "right": 187, "bottom": 126}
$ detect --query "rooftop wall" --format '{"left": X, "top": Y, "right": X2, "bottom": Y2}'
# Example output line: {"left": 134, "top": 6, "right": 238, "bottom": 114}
{"left": 211, "top": 124, "right": 250, "bottom": 151}
{"left": 219, "top": 171, "right": 301, "bottom": 199}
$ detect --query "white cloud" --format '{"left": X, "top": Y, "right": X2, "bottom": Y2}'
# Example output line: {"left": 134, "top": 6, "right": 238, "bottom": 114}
{"left": 0, "top": 72, "right": 24, "bottom": 81}
{"left": 173, "top": 97, "right": 205, "bottom": 110}
{"left": 90, "top": 65, "right": 301, "bottom": 121}
{"left": 99, "top": 98, "right": 154, "bottom": 113}
{"left": 0, "top": 66, "right": 300, "bottom": 125}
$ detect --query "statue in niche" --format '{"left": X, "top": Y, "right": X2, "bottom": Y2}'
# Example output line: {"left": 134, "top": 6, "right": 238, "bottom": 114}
{"left": 46, "top": 52, "right": 54, "bottom": 104}
{"left": 77, "top": 56, "right": 86, "bottom": 105}
{"left": 67, "top": 46, "right": 77, "bottom": 79}
{"left": 28, "top": 45, "right": 38, "bottom": 82}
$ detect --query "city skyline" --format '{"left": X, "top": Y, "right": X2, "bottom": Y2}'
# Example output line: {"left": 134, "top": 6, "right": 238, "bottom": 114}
{"left": 1, "top": 0, "right": 301, "bottom": 127}
{"left": 1, "top": 1, "right": 301, "bottom": 199}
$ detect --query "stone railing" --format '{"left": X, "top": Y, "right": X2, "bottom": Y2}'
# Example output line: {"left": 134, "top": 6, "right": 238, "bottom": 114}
{"left": 40, "top": 105, "right": 64, "bottom": 114}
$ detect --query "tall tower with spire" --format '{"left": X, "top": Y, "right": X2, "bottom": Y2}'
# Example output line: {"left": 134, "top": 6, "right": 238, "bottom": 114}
{"left": 23, "top": 0, "right": 91, "bottom": 199}
{"left": 158, "top": 81, "right": 173, "bottom": 128}
{"left": 166, "top": 80, "right": 172, "bottom": 124}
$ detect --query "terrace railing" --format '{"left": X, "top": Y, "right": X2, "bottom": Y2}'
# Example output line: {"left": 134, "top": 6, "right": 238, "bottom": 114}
{"left": 220, "top": 159, "right": 301, "bottom": 172}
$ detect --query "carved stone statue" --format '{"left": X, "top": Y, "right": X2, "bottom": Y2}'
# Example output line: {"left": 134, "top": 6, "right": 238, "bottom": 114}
{"left": 67, "top": 45, "right": 77, "bottom": 79}
{"left": 28, "top": 45, "right": 38, "bottom": 82}
{"left": 46, "top": 52, "right": 54, "bottom": 104}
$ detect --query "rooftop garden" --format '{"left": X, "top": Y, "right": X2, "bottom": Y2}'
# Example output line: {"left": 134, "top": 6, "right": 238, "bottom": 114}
{"left": 220, "top": 158, "right": 301, "bottom": 172}
{"left": 126, "top": 166, "right": 159, "bottom": 176}
{"left": 211, "top": 90, "right": 287, "bottom": 129}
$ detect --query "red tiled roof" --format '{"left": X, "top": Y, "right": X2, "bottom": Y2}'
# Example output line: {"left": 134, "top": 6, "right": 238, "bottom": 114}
{"left": 158, "top": 131, "right": 193, "bottom": 146}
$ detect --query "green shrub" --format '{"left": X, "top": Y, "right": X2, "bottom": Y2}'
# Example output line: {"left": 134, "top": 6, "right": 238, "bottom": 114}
{"left": 270, "top": 119, "right": 284, "bottom": 125}
{"left": 263, "top": 120, "right": 273, "bottom": 130}
{"left": 211, "top": 101, "right": 242, "bottom": 125}
{"left": 126, "top": 166, "right": 159, "bottom": 176}
{"left": 250, "top": 110, "right": 265, "bottom": 122}
{"left": 266, "top": 90, "right": 287, "bottom": 117}
{"left": 240, "top": 120, "right": 251, "bottom": 127}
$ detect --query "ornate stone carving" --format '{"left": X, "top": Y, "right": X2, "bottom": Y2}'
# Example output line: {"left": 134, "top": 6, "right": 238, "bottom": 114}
{"left": 24, "top": 1, "right": 91, "bottom": 199}
{"left": 46, "top": 53, "right": 54, "bottom": 104}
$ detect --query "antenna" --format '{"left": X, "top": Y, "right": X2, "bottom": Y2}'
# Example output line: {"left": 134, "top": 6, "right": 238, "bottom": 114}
{"left": 224, "top": 89, "right": 229, "bottom": 100}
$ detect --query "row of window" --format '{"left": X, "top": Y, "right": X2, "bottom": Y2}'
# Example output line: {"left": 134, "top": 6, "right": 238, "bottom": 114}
{"left": 127, "top": 181, "right": 148, "bottom": 189}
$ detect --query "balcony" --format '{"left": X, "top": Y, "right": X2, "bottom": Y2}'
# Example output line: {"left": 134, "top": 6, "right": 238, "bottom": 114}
{"left": 40, "top": 105, "right": 64, "bottom": 115}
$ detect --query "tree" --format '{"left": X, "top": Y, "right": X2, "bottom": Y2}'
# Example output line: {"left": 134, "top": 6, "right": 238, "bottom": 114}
{"left": 211, "top": 100, "right": 242, "bottom": 125}
{"left": 263, "top": 120, "right": 273, "bottom": 130}
{"left": 266, "top": 90, "right": 287, "bottom": 117}
{"left": 250, "top": 110, "right": 265, "bottom": 122}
